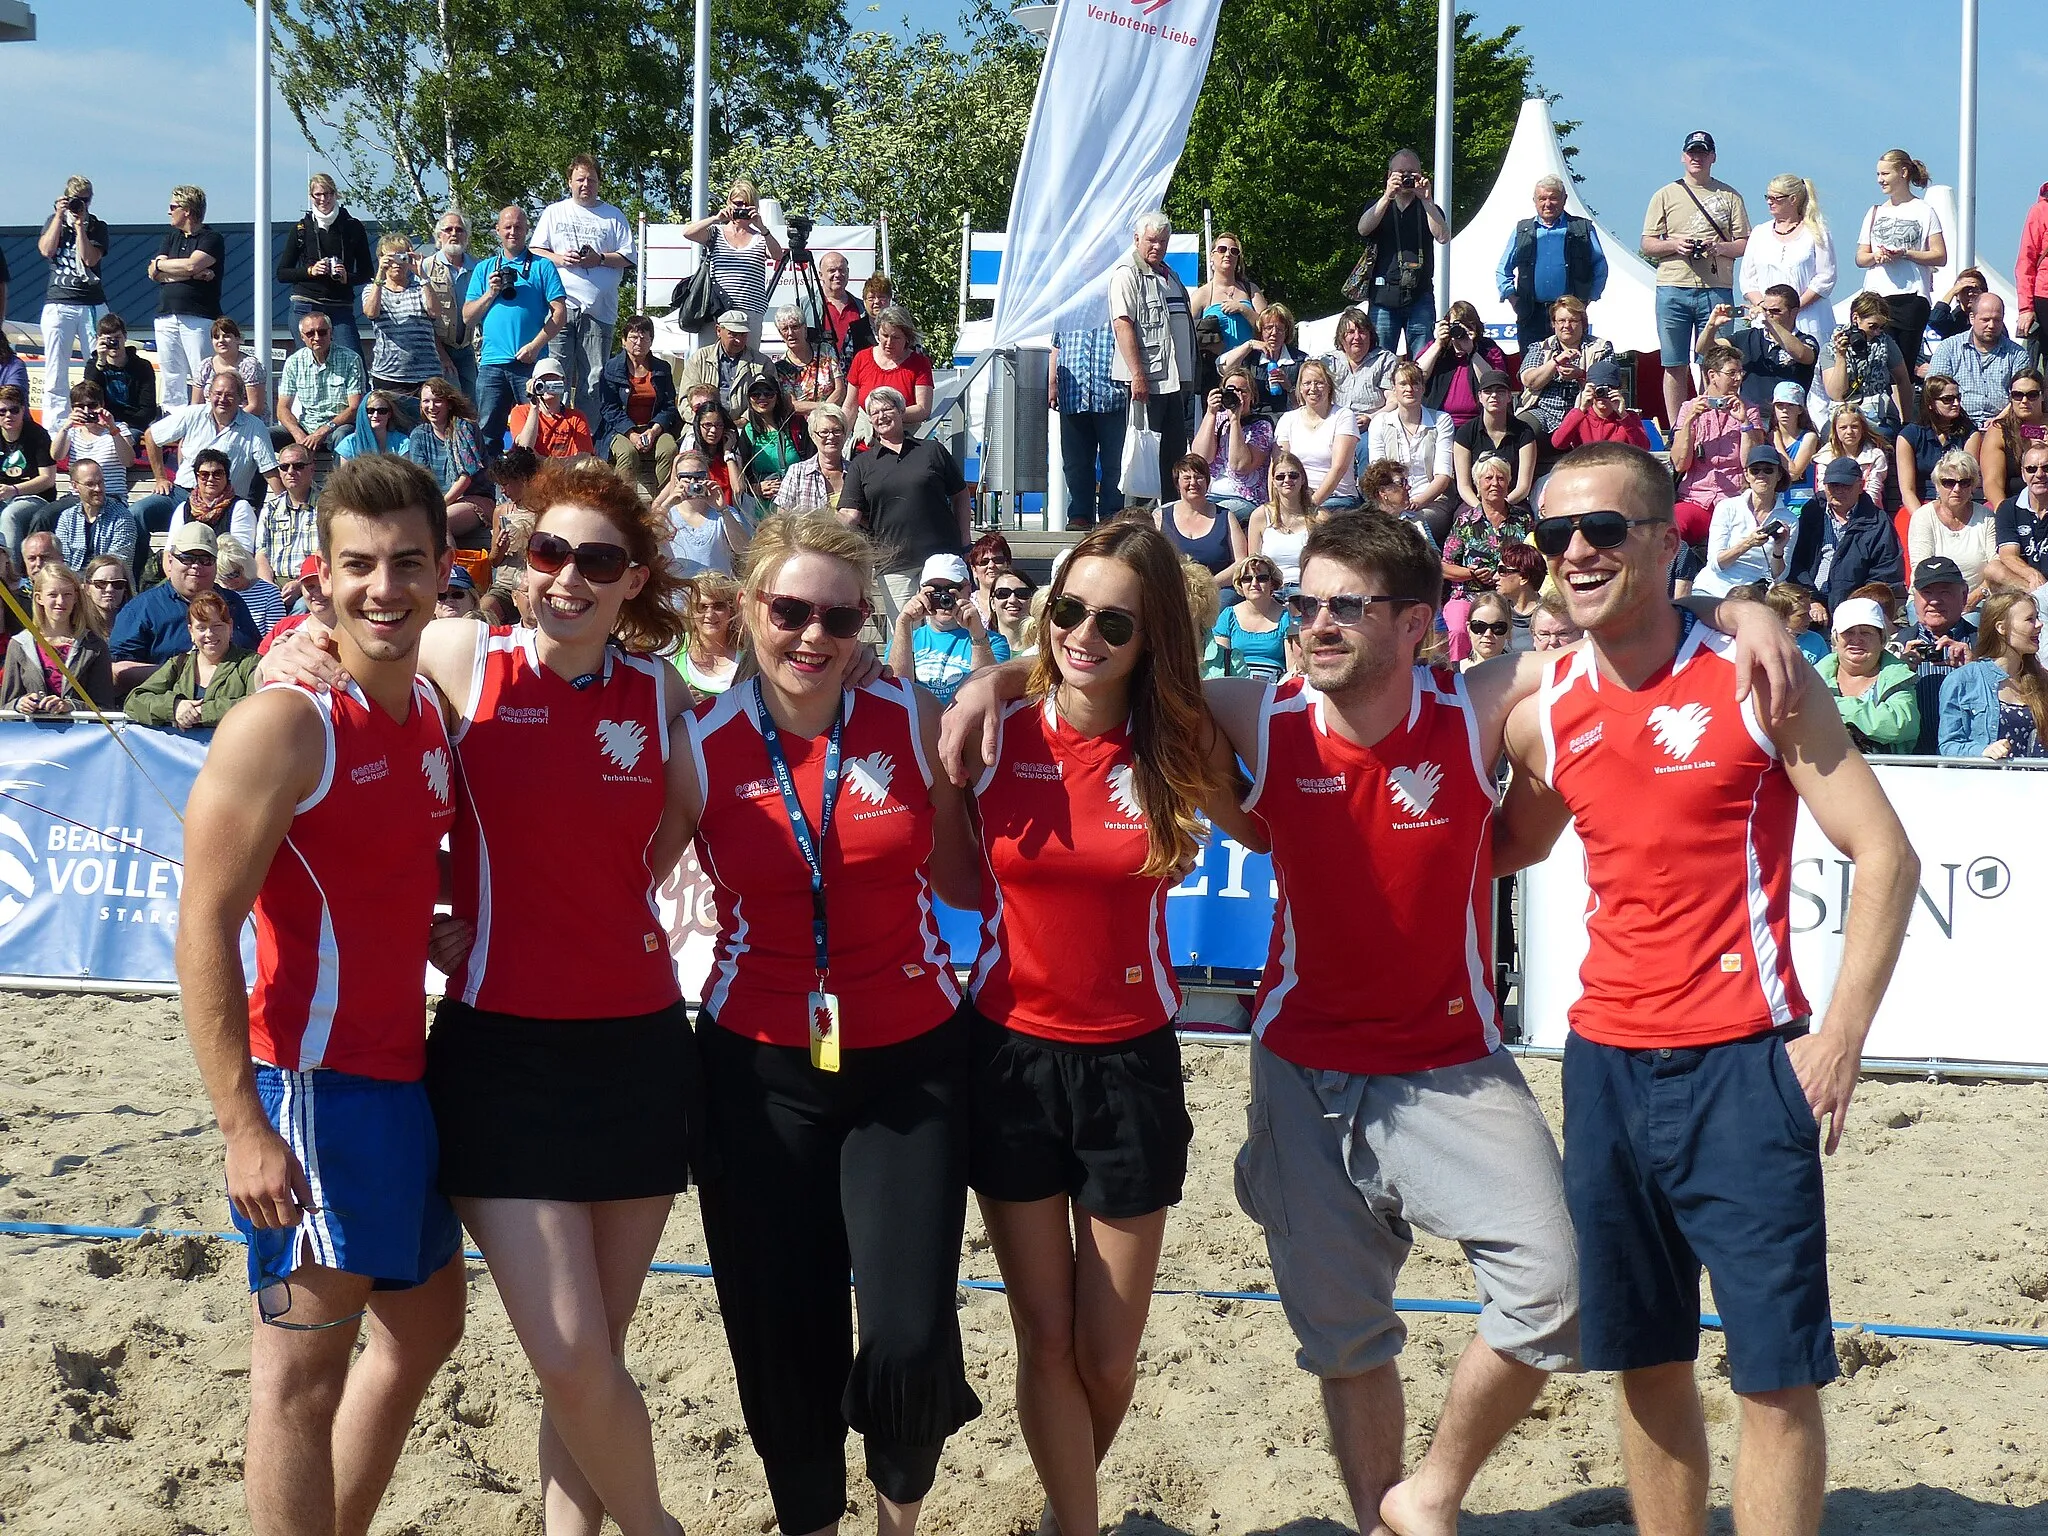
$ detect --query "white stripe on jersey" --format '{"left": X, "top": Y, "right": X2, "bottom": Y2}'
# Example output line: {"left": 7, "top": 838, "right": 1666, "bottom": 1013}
{"left": 1144, "top": 881, "right": 1179, "bottom": 1022}
{"left": 1742, "top": 773, "right": 1795, "bottom": 1025}
{"left": 279, "top": 839, "right": 342, "bottom": 1069}
{"left": 1249, "top": 875, "right": 1299, "bottom": 1040}
{"left": 1458, "top": 836, "right": 1501, "bottom": 1049}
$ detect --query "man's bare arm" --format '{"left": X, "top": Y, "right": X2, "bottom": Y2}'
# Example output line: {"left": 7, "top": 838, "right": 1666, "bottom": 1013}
{"left": 1493, "top": 695, "right": 1574, "bottom": 876}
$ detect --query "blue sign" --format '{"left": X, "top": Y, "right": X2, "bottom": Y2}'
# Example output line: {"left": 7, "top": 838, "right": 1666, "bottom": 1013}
{"left": 0, "top": 719, "right": 253, "bottom": 986}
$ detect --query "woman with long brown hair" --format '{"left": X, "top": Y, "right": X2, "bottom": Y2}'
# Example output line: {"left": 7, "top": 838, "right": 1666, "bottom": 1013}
{"left": 264, "top": 458, "right": 698, "bottom": 1536}
{"left": 1940, "top": 590, "right": 2048, "bottom": 760}
{"left": 955, "top": 520, "right": 1263, "bottom": 1536}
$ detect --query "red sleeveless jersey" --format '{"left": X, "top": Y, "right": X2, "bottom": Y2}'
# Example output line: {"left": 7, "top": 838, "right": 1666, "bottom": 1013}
{"left": 249, "top": 677, "right": 456, "bottom": 1080}
{"left": 448, "top": 626, "right": 679, "bottom": 1018}
{"left": 1536, "top": 621, "right": 1809, "bottom": 1048}
{"left": 968, "top": 698, "right": 1178, "bottom": 1043}
{"left": 1244, "top": 669, "right": 1501, "bottom": 1074}
{"left": 687, "top": 677, "right": 960, "bottom": 1049}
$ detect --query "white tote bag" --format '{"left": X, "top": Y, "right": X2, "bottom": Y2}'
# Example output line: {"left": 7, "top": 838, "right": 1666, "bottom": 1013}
{"left": 1120, "top": 401, "right": 1162, "bottom": 503}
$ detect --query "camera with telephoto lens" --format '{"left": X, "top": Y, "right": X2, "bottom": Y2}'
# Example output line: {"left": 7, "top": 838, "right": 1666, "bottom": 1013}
{"left": 64, "top": 195, "right": 85, "bottom": 215}
{"left": 1687, "top": 239, "right": 1713, "bottom": 262}
{"left": 1446, "top": 322, "right": 1469, "bottom": 341}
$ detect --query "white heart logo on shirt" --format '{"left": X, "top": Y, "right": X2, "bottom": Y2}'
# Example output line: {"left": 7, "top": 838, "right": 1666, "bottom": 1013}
{"left": 1107, "top": 762, "right": 1144, "bottom": 821}
{"left": 1648, "top": 702, "right": 1712, "bottom": 762}
{"left": 1388, "top": 761, "right": 1443, "bottom": 819}
{"left": 845, "top": 752, "right": 894, "bottom": 806}
{"left": 596, "top": 718, "right": 648, "bottom": 773}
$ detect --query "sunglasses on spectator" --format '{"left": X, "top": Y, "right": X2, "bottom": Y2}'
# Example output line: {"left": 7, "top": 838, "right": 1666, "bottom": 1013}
{"left": 1936, "top": 475, "right": 1974, "bottom": 488}
{"left": 302, "top": 327, "right": 331, "bottom": 338}
{"left": 1930, "top": 393, "right": 1960, "bottom": 405}
{"left": 1284, "top": 592, "right": 1417, "bottom": 626}
{"left": 89, "top": 578, "right": 129, "bottom": 593}
{"left": 2013, "top": 388, "right": 2043, "bottom": 401}
{"left": 1468, "top": 620, "right": 1511, "bottom": 637}
{"left": 367, "top": 407, "right": 393, "bottom": 418}
{"left": 992, "top": 585, "right": 1032, "bottom": 601}
{"left": 1271, "top": 471, "right": 1305, "bottom": 483}
{"left": 172, "top": 552, "right": 217, "bottom": 567}
{"left": 1532, "top": 511, "right": 1668, "bottom": 556}
{"left": 525, "top": 531, "right": 634, "bottom": 583}
{"left": 763, "top": 593, "right": 868, "bottom": 638}
{"left": 2023, "top": 463, "right": 2048, "bottom": 477}
{"left": 0, "top": 404, "right": 20, "bottom": 415}
{"left": 1238, "top": 570, "right": 1276, "bottom": 586}
{"left": 280, "top": 459, "right": 312, "bottom": 471}
{"left": 1049, "top": 594, "right": 1137, "bottom": 646}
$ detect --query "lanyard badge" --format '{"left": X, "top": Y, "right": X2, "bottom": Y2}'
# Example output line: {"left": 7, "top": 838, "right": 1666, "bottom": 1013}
{"left": 751, "top": 680, "right": 845, "bottom": 1071}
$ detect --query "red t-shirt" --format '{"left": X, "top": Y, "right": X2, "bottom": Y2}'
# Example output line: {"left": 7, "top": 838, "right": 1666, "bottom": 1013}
{"left": 846, "top": 347, "right": 934, "bottom": 411}
{"left": 249, "top": 677, "right": 457, "bottom": 1080}
{"left": 1535, "top": 621, "right": 1809, "bottom": 1048}
{"left": 1244, "top": 670, "right": 1502, "bottom": 1074}
{"left": 448, "top": 627, "right": 679, "bottom": 1019}
{"left": 969, "top": 699, "right": 1178, "bottom": 1043}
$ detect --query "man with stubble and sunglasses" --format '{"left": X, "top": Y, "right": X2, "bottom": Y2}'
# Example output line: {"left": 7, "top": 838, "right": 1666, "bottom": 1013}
{"left": 177, "top": 454, "right": 464, "bottom": 1536}
{"left": 938, "top": 508, "right": 1805, "bottom": 1536}
{"left": 1493, "top": 442, "right": 1918, "bottom": 1536}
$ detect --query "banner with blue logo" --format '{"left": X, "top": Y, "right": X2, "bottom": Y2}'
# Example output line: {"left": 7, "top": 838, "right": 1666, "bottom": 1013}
{"left": 0, "top": 719, "right": 251, "bottom": 987}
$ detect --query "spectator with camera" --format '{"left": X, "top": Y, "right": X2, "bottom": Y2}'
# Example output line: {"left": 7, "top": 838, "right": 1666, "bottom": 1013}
{"left": 1897, "top": 556, "right": 1976, "bottom": 752}
{"left": 1416, "top": 302, "right": 1512, "bottom": 430}
{"left": 32, "top": 382, "right": 135, "bottom": 536}
{"left": 886, "top": 552, "right": 1008, "bottom": 707}
{"left": 531, "top": 154, "right": 636, "bottom": 413}
{"left": 360, "top": 233, "right": 445, "bottom": 417}
{"left": 1697, "top": 444, "right": 1793, "bottom": 597}
{"left": 600, "top": 313, "right": 682, "bottom": 493}
{"left": 275, "top": 173, "right": 374, "bottom": 362}
{"left": 1192, "top": 231, "right": 1267, "bottom": 350}
{"left": 1192, "top": 365, "right": 1272, "bottom": 523}
{"left": 1548, "top": 358, "right": 1650, "bottom": 454}
{"left": 1927, "top": 292, "right": 2025, "bottom": 429}
{"left": 37, "top": 175, "right": 110, "bottom": 425}
{"left": 1110, "top": 212, "right": 1198, "bottom": 489}
{"left": 1671, "top": 344, "right": 1764, "bottom": 546}
{"left": 135, "top": 372, "right": 282, "bottom": 535}
{"left": 1939, "top": 591, "right": 2047, "bottom": 759}
{"left": 418, "top": 209, "right": 479, "bottom": 401}
{"left": 509, "top": 358, "right": 595, "bottom": 460}
{"left": 1642, "top": 131, "right": 1752, "bottom": 425}
{"left": 1697, "top": 285, "right": 1817, "bottom": 413}
{"left": 80, "top": 316, "right": 157, "bottom": 437}
{"left": 1787, "top": 455, "right": 1906, "bottom": 610}
{"left": 681, "top": 179, "right": 782, "bottom": 342}
{"left": 1050, "top": 323, "right": 1130, "bottom": 530}
{"left": 275, "top": 309, "right": 367, "bottom": 477}
{"left": 148, "top": 185, "right": 226, "bottom": 415}
{"left": 1356, "top": 149, "right": 1449, "bottom": 356}
{"left": 1518, "top": 296, "right": 1616, "bottom": 444}
{"left": 680, "top": 309, "right": 775, "bottom": 417}
{"left": 464, "top": 204, "right": 568, "bottom": 457}
{"left": 1496, "top": 175, "right": 1609, "bottom": 356}
{"left": 1818, "top": 292, "right": 1912, "bottom": 435}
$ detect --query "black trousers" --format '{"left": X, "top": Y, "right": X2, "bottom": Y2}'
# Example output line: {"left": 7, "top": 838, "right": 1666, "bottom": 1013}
{"left": 695, "top": 1007, "right": 981, "bottom": 1534}
{"left": 1882, "top": 292, "right": 1932, "bottom": 369}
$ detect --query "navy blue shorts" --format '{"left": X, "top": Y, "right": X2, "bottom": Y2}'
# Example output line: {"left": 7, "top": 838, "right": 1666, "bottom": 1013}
{"left": 230, "top": 1066, "right": 462, "bottom": 1293}
{"left": 1561, "top": 1026, "right": 1838, "bottom": 1395}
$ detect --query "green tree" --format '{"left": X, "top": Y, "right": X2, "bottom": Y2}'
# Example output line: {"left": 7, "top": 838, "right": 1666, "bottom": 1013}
{"left": 716, "top": 0, "right": 1041, "bottom": 364}
{"left": 256, "top": 0, "right": 846, "bottom": 233}
{"left": 1171, "top": 0, "right": 1551, "bottom": 316}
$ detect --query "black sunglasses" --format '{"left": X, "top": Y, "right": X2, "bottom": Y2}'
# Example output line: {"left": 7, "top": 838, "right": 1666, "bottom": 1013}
{"left": 1532, "top": 511, "right": 1669, "bottom": 556}
{"left": 2013, "top": 388, "right": 2043, "bottom": 401}
{"left": 1285, "top": 592, "right": 1418, "bottom": 626}
{"left": 1049, "top": 594, "right": 1137, "bottom": 647}
{"left": 1935, "top": 475, "right": 1974, "bottom": 488}
{"left": 1468, "top": 620, "right": 1512, "bottom": 637}
{"left": 526, "top": 531, "right": 634, "bottom": 584}
{"left": 992, "top": 585, "right": 1032, "bottom": 601}
{"left": 764, "top": 593, "right": 868, "bottom": 638}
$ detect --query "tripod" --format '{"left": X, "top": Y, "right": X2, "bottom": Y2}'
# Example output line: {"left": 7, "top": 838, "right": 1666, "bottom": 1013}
{"left": 766, "top": 229, "right": 829, "bottom": 353}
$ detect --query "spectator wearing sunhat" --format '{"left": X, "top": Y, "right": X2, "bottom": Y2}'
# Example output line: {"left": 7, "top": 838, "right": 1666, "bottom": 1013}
{"left": 509, "top": 357, "right": 596, "bottom": 460}
{"left": 107, "top": 522, "right": 261, "bottom": 685}
{"left": 1787, "top": 453, "right": 1906, "bottom": 611}
{"left": 678, "top": 308, "right": 774, "bottom": 414}
{"left": 1547, "top": 358, "right": 1651, "bottom": 453}
{"left": 1697, "top": 442, "right": 1793, "bottom": 596}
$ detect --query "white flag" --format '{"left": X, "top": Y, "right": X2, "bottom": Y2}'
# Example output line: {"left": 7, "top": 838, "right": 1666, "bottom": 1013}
{"left": 990, "top": 0, "right": 1225, "bottom": 345}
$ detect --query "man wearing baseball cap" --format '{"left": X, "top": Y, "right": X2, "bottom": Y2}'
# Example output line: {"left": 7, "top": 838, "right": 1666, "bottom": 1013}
{"left": 259, "top": 555, "right": 336, "bottom": 656}
{"left": 108, "top": 522, "right": 262, "bottom": 685}
{"left": 1641, "top": 131, "right": 1752, "bottom": 427}
{"left": 886, "top": 552, "right": 1009, "bottom": 707}
{"left": 679, "top": 308, "right": 773, "bottom": 414}
{"left": 1787, "top": 455, "right": 1904, "bottom": 611}
{"left": 436, "top": 563, "right": 482, "bottom": 621}
{"left": 1900, "top": 556, "right": 1977, "bottom": 751}
{"left": 1549, "top": 357, "right": 1652, "bottom": 455}
{"left": 509, "top": 356, "right": 595, "bottom": 460}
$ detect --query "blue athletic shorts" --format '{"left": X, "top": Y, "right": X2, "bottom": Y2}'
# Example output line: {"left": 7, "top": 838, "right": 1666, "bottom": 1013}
{"left": 1561, "top": 1026, "right": 1839, "bottom": 1395}
{"left": 230, "top": 1065, "right": 462, "bottom": 1293}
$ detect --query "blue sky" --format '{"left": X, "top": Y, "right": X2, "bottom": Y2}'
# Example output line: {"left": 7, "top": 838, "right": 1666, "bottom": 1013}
{"left": 7, "top": 0, "right": 2043, "bottom": 286}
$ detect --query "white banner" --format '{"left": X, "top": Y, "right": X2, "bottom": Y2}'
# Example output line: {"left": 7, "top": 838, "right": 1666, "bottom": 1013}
{"left": 1523, "top": 759, "right": 2047, "bottom": 1067}
{"left": 990, "top": 0, "right": 1224, "bottom": 345}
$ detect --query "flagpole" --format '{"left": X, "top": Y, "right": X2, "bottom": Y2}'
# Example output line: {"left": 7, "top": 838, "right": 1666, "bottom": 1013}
{"left": 1432, "top": 0, "right": 1453, "bottom": 302}
{"left": 691, "top": 0, "right": 710, "bottom": 220}
{"left": 1956, "top": 0, "right": 1978, "bottom": 271}
{"left": 254, "top": 0, "right": 274, "bottom": 403}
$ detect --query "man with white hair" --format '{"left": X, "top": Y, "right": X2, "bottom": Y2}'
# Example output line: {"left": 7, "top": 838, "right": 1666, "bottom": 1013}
{"left": 1109, "top": 212, "right": 1196, "bottom": 499}
{"left": 1497, "top": 175, "right": 1609, "bottom": 356}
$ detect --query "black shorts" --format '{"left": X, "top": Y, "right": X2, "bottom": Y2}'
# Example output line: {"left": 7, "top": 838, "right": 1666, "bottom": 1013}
{"left": 425, "top": 996, "right": 703, "bottom": 1202}
{"left": 967, "top": 1008, "right": 1191, "bottom": 1218}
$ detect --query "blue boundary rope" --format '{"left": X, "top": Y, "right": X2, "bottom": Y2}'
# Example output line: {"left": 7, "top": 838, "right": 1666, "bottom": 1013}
{"left": 5, "top": 1218, "right": 2046, "bottom": 1351}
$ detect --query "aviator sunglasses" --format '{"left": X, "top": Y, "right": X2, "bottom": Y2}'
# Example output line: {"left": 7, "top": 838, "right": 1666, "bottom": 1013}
{"left": 526, "top": 531, "right": 634, "bottom": 584}
{"left": 764, "top": 593, "right": 869, "bottom": 638}
{"left": 1531, "top": 511, "right": 1668, "bottom": 557}
{"left": 1049, "top": 594, "right": 1137, "bottom": 647}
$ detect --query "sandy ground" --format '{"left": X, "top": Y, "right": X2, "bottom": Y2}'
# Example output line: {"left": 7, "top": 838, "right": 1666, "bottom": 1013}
{"left": 1, "top": 991, "right": 2045, "bottom": 1535}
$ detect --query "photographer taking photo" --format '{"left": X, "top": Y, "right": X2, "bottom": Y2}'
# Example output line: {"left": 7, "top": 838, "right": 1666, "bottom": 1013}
{"left": 462, "top": 205, "right": 567, "bottom": 460}
{"left": 36, "top": 175, "right": 110, "bottom": 425}
{"left": 681, "top": 179, "right": 783, "bottom": 343}
{"left": 509, "top": 358, "right": 594, "bottom": 460}
{"left": 1355, "top": 150, "right": 1449, "bottom": 357}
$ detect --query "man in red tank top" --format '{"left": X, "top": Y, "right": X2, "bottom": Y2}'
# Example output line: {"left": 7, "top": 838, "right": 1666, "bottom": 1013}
{"left": 178, "top": 456, "right": 464, "bottom": 1536}
{"left": 1497, "top": 442, "right": 1917, "bottom": 1536}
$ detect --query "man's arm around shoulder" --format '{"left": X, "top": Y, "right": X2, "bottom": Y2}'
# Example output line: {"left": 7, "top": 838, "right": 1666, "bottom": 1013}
{"left": 1493, "top": 693, "right": 1574, "bottom": 876}
{"left": 176, "top": 689, "right": 329, "bottom": 1229}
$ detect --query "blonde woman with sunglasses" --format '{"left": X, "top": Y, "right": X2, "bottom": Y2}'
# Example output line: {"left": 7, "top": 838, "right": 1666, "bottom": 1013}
{"left": 1210, "top": 555, "right": 1294, "bottom": 680}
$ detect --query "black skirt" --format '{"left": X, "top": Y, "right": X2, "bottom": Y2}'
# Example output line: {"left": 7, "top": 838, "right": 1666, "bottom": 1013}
{"left": 424, "top": 996, "right": 703, "bottom": 1201}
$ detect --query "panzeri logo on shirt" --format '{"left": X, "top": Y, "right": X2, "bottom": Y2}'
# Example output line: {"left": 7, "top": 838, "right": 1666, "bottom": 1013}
{"left": 734, "top": 776, "right": 779, "bottom": 800}
{"left": 845, "top": 752, "right": 905, "bottom": 822}
{"left": 1567, "top": 722, "right": 1604, "bottom": 755}
{"left": 1387, "top": 761, "right": 1445, "bottom": 825}
{"left": 420, "top": 747, "right": 452, "bottom": 806}
{"left": 596, "top": 719, "right": 649, "bottom": 775}
{"left": 1012, "top": 761, "right": 1063, "bottom": 781}
{"left": 1647, "top": 703, "right": 1716, "bottom": 773}
{"left": 1295, "top": 773, "right": 1347, "bottom": 794}
{"left": 500, "top": 705, "right": 550, "bottom": 725}
{"left": 1104, "top": 763, "right": 1146, "bottom": 829}
{"left": 349, "top": 757, "right": 389, "bottom": 786}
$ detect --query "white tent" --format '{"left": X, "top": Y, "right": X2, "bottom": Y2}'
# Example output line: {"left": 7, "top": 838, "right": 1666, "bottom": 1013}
{"left": 1301, "top": 96, "right": 1661, "bottom": 358}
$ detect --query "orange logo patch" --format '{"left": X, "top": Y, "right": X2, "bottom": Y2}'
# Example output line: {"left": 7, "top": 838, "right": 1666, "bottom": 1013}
{"left": 1720, "top": 954, "right": 1743, "bottom": 973}
{"left": 1125, "top": 966, "right": 1143, "bottom": 985}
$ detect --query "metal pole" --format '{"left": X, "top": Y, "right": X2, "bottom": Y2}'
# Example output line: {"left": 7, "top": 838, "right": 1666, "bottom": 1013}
{"left": 254, "top": 0, "right": 274, "bottom": 403}
{"left": 1432, "top": 0, "right": 1453, "bottom": 303}
{"left": 691, "top": 0, "right": 710, "bottom": 220}
{"left": 1957, "top": 0, "right": 1979, "bottom": 272}
{"left": 1202, "top": 205, "right": 1213, "bottom": 290}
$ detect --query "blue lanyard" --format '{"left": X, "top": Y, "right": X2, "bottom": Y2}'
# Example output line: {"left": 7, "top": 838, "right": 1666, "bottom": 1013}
{"left": 751, "top": 678, "right": 843, "bottom": 981}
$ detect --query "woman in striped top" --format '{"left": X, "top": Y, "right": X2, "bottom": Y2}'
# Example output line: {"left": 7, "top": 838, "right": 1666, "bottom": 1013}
{"left": 682, "top": 179, "right": 783, "bottom": 342}
{"left": 362, "top": 234, "right": 446, "bottom": 408}
{"left": 51, "top": 381, "right": 134, "bottom": 502}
